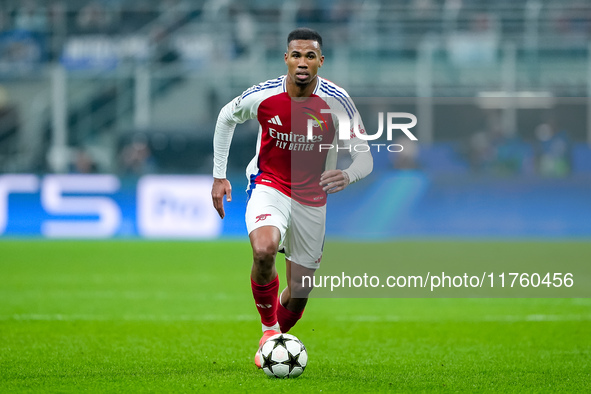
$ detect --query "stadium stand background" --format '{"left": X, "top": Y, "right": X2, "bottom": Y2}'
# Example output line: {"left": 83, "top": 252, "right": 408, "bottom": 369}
{"left": 0, "top": 0, "right": 590, "bottom": 178}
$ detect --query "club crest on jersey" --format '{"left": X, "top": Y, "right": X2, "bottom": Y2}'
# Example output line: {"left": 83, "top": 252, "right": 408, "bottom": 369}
{"left": 255, "top": 213, "right": 271, "bottom": 223}
{"left": 304, "top": 107, "right": 329, "bottom": 132}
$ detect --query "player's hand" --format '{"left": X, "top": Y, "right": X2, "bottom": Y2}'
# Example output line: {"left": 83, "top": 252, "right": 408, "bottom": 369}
{"left": 211, "top": 178, "right": 232, "bottom": 219}
{"left": 319, "top": 170, "right": 350, "bottom": 194}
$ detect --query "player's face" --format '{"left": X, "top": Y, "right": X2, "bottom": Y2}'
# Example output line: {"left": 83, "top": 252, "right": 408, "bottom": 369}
{"left": 285, "top": 40, "right": 324, "bottom": 87}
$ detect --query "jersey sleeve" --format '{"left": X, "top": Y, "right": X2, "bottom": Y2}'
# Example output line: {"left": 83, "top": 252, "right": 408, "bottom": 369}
{"left": 212, "top": 90, "right": 260, "bottom": 179}
{"left": 326, "top": 95, "right": 373, "bottom": 184}
{"left": 342, "top": 136, "right": 373, "bottom": 184}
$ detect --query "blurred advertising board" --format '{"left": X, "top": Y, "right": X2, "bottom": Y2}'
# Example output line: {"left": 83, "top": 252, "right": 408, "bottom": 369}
{"left": 0, "top": 174, "right": 223, "bottom": 239}
{"left": 1, "top": 173, "right": 590, "bottom": 239}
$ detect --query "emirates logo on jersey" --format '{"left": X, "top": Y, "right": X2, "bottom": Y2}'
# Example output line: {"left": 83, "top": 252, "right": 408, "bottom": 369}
{"left": 266, "top": 105, "right": 327, "bottom": 151}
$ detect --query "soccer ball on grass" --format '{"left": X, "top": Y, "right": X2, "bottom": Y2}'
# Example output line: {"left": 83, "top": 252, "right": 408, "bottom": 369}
{"left": 260, "top": 333, "right": 308, "bottom": 378}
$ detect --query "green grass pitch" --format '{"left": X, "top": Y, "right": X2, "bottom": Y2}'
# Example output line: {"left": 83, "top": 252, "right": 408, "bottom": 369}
{"left": 1, "top": 240, "right": 590, "bottom": 392}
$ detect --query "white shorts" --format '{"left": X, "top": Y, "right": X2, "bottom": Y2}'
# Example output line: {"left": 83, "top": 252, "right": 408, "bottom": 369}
{"left": 245, "top": 184, "right": 326, "bottom": 269}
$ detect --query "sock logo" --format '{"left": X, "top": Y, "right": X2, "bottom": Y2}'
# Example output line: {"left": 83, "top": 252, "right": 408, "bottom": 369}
{"left": 255, "top": 213, "right": 271, "bottom": 223}
{"left": 256, "top": 303, "right": 273, "bottom": 309}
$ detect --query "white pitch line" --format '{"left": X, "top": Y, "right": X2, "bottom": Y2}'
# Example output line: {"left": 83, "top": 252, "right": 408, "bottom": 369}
{"left": 334, "top": 314, "right": 591, "bottom": 323}
{"left": 1, "top": 314, "right": 590, "bottom": 323}
{"left": 0, "top": 314, "right": 258, "bottom": 322}
{"left": 0, "top": 291, "right": 240, "bottom": 300}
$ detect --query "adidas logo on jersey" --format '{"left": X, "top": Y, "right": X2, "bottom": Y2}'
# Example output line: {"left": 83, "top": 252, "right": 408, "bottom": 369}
{"left": 267, "top": 115, "right": 283, "bottom": 126}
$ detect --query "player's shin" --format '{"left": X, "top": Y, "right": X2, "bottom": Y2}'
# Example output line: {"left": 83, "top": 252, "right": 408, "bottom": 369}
{"left": 277, "top": 301, "right": 305, "bottom": 333}
{"left": 278, "top": 281, "right": 311, "bottom": 332}
{"left": 251, "top": 276, "right": 280, "bottom": 331}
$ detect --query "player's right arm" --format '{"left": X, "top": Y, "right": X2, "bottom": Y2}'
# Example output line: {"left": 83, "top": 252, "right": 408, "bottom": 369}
{"left": 211, "top": 177, "right": 232, "bottom": 219}
{"left": 211, "top": 89, "right": 260, "bottom": 218}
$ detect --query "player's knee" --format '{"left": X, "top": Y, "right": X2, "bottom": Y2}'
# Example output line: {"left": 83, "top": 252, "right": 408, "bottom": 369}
{"left": 252, "top": 242, "right": 278, "bottom": 266}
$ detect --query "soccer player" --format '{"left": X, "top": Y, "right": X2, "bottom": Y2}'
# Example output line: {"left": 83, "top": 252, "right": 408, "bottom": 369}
{"left": 211, "top": 27, "right": 372, "bottom": 367}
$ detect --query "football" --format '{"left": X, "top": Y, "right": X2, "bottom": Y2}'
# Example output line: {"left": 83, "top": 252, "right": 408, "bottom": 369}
{"left": 260, "top": 333, "right": 308, "bottom": 378}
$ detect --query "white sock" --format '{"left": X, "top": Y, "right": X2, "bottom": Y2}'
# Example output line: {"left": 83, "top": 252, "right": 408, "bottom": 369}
{"left": 279, "top": 287, "right": 288, "bottom": 307}
{"left": 262, "top": 322, "right": 280, "bottom": 332}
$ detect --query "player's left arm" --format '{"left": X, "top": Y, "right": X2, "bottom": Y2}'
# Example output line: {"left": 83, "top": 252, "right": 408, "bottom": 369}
{"left": 320, "top": 99, "right": 373, "bottom": 194}
{"left": 320, "top": 136, "right": 373, "bottom": 193}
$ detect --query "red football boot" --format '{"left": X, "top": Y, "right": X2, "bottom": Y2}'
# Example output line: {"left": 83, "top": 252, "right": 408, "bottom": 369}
{"left": 254, "top": 330, "right": 281, "bottom": 368}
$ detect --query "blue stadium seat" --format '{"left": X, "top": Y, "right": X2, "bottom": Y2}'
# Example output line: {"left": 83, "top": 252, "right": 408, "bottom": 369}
{"left": 418, "top": 143, "right": 469, "bottom": 174}
{"left": 572, "top": 143, "right": 591, "bottom": 174}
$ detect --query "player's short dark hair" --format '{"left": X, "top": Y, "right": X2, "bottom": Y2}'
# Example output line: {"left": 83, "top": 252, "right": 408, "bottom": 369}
{"left": 287, "top": 27, "right": 323, "bottom": 49}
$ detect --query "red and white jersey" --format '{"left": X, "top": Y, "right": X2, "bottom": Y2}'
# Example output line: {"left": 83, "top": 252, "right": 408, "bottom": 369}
{"left": 213, "top": 75, "right": 371, "bottom": 207}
